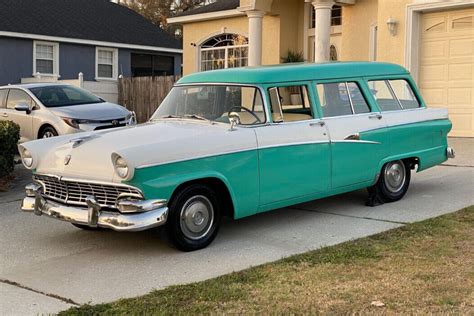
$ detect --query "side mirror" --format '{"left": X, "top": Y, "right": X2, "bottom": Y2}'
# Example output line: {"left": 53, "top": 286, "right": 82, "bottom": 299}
{"left": 15, "top": 103, "right": 31, "bottom": 114}
{"left": 228, "top": 112, "right": 241, "bottom": 131}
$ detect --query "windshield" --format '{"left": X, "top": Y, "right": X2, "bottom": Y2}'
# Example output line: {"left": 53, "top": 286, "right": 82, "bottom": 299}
{"left": 151, "top": 85, "right": 266, "bottom": 125}
{"left": 30, "top": 85, "right": 105, "bottom": 107}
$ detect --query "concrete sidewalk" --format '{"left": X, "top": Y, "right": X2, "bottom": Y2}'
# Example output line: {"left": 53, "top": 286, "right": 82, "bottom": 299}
{"left": 1, "top": 138, "right": 472, "bottom": 315}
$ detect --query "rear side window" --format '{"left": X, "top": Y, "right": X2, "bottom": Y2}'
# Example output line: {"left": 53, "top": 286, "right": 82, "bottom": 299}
{"left": 6, "top": 89, "right": 33, "bottom": 109}
{"left": 316, "top": 82, "right": 370, "bottom": 117}
{"left": 0, "top": 89, "right": 7, "bottom": 108}
{"left": 368, "top": 79, "right": 420, "bottom": 111}
{"left": 389, "top": 80, "right": 420, "bottom": 109}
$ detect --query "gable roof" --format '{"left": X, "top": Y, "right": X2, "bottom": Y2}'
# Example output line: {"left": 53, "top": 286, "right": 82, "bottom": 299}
{"left": 177, "top": 62, "right": 410, "bottom": 85}
{"left": 0, "top": 0, "right": 182, "bottom": 50}
{"left": 175, "top": 0, "right": 240, "bottom": 18}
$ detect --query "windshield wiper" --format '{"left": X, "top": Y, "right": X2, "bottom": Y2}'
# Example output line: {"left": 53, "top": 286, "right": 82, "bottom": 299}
{"left": 183, "top": 114, "right": 210, "bottom": 122}
{"left": 159, "top": 115, "right": 182, "bottom": 119}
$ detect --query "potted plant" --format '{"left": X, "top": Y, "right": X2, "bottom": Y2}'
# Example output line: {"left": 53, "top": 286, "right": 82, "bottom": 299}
{"left": 281, "top": 50, "right": 305, "bottom": 105}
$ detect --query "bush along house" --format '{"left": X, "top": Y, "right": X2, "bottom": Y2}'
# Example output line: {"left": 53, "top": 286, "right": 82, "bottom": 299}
{"left": 0, "top": 0, "right": 182, "bottom": 103}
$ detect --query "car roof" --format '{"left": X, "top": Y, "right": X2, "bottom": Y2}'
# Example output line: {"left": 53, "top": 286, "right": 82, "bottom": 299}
{"left": 177, "top": 62, "right": 410, "bottom": 85}
{"left": 0, "top": 83, "right": 70, "bottom": 90}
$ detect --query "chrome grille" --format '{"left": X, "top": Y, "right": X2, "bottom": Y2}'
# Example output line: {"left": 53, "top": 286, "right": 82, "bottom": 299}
{"left": 33, "top": 174, "right": 142, "bottom": 208}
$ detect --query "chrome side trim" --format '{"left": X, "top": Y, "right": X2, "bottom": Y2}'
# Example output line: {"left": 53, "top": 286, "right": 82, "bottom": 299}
{"left": 332, "top": 140, "right": 381, "bottom": 145}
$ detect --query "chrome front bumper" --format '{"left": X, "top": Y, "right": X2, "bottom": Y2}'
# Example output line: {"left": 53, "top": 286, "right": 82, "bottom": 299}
{"left": 21, "top": 183, "right": 168, "bottom": 232}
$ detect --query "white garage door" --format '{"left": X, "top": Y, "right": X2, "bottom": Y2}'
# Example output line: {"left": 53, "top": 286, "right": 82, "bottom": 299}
{"left": 420, "top": 8, "right": 474, "bottom": 137}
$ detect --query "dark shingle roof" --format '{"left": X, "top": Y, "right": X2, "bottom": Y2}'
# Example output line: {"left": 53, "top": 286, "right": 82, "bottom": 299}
{"left": 175, "top": 0, "right": 240, "bottom": 18}
{"left": 0, "top": 0, "right": 182, "bottom": 49}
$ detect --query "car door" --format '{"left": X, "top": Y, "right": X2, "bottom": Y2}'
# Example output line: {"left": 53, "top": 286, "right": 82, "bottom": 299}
{"left": 3, "top": 89, "right": 35, "bottom": 142}
{"left": 255, "top": 83, "right": 330, "bottom": 207}
{"left": 315, "top": 80, "right": 389, "bottom": 188}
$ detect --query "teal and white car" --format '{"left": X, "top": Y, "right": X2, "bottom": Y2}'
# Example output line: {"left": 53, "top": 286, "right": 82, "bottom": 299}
{"left": 19, "top": 62, "right": 455, "bottom": 251}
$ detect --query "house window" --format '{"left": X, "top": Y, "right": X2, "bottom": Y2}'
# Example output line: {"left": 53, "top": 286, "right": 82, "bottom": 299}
{"left": 33, "top": 41, "right": 59, "bottom": 76}
{"left": 310, "top": 5, "right": 342, "bottom": 28}
{"left": 200, "top": 34, "right": 248, "bottom": 71}
{"left": 96, "top": 47, "right": 118, "bottom": 80}
{"left": 131, "top": 53, "right": 175, "bottom": 77}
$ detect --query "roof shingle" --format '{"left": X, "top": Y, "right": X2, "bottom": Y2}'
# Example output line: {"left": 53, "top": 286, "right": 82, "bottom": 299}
{"left": 175, "top": 0, "right": 240, "bottom": 18}
{"left": 0, "top": 0, "right": 182, "bottom": 49}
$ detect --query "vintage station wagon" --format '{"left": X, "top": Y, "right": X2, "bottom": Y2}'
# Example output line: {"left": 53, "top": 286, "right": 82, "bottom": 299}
{"left": 20, "top": 62, "right": 454, "bottom": 251}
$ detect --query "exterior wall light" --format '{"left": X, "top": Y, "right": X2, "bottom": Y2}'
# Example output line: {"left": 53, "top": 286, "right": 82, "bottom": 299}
{"left": 386, "top": 17, "right": 398, "bottom": 36}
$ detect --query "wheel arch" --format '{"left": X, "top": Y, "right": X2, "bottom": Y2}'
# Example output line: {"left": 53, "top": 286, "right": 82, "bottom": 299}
{"left": 379, "top": 155, "right": 420, "bottom": 172}
{"left": 37, "top": 123, "right": 57, "bottom": 139}
{"left": 169, "top": 176, "right": 236, "bottom": 219}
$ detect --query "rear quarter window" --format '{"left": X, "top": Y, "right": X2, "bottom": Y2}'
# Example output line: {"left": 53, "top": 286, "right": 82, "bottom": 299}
{"left": 368, "top": 79, "right": 421, "bottom": 111}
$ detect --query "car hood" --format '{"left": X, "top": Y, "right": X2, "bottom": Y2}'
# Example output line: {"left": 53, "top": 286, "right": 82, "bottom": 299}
{"left": 48, "top": 102, "right": 130, "bottom": 120}
{"left": 20, "top": 120, "right": 257, "bottom": 183}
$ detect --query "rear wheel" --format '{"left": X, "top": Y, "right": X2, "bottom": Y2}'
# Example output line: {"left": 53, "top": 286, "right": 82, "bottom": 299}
{"left": 39, "top": 126, "right": 58, "bottom": 139}
{"left": 367, "top": 160, "right": 411, "bottom": 206}
{"left": 166, "top": 184, "right": 221, "bottom": 251}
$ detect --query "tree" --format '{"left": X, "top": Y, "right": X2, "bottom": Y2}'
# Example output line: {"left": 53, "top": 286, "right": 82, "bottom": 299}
{"left": 123, "top": 0, "right": 215, "bottom": 34}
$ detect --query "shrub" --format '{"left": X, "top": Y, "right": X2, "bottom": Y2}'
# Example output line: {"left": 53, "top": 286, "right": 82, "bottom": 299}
{"left": 0, "top": 121, "right": 20, "bottom": 178}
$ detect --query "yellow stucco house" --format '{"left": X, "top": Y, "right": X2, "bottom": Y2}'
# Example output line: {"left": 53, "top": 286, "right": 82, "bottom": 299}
{"left": 169, "top": 0, "right": 474, "bottom": 137}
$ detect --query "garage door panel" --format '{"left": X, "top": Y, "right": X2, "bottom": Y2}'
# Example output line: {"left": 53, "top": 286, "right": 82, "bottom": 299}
{"left": 449, "top": 38, "right": 474, "bottom": 57}
{"left": 422, "top": 40, "right": 448, "bottom": 58}
{"left": 421, "top": 8, "right": 474, "bottom": 137}
{"left": 421, "top": 88, "right": 446, "bottom": 107}
{"left": 448, "top": 63, "right": 473, "bottom": 80}
{"left": 448, "top": 88, "right": 472, "bottom": 105}
{"left": 420, "top": 64, "right": 447, "bottom": 82}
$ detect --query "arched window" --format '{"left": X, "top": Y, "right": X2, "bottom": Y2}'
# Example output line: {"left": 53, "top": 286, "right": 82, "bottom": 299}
{"left": 200, "top": 33, "right": 249, "bottom": 71}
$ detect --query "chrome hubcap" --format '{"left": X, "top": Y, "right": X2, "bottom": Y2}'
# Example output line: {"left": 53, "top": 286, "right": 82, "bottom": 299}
{"left": 384, "top": 161, "right": 406, "bottom": 193}
{"left": 180, "top": 195, "right": 214, "bottom": 240}
{"left": 43, "top": 131, "right": 55, "bottom": 138}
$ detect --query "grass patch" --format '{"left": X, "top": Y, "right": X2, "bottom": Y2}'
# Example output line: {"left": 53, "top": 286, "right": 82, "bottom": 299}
{"left": 62, "top": 206, "right": 474, "bottom": 315}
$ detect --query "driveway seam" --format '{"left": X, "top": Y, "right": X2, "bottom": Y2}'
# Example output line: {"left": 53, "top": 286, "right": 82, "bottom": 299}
{"left": 440, "top": 163, "right": 474, "bottom": 168}
{"left": 0, "top": 278, "right": 80, "bottom": 306}
{"left": 288, "top": 207, "right": 409, "bottom": 225}
{"left": 0, "top": 198, "right": 22, "bottom": 205}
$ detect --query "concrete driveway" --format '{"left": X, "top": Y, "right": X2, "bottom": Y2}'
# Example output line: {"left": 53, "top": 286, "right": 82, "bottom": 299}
{"left": 1, "top": 138, "right": 473, "bottom": 315}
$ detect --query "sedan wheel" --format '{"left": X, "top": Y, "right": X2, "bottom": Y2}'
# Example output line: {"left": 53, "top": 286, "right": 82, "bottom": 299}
{"left": 40, "top": 126, "right": 58, "bottom": 139}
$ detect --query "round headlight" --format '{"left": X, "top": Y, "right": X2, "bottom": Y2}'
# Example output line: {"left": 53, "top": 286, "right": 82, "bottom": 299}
{"left": 114, "top": 155, "right": 129, "bottom": 179}
{"left": 20, "top": 147, "right": 33, "bottom": 168}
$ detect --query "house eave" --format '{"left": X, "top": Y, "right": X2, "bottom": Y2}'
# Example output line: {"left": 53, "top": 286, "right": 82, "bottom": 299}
{"left": 0, "top": 31, "right": 183, "bottom": 54}
{"left": 168, "top": 9, "right": 244, "bottom": 24}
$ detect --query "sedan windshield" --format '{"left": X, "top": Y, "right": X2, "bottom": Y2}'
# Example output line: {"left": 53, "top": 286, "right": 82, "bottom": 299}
{"left": 30, "top": 85, "right": 105, "bottom": 107}
{"left": 151, "top": 85, "right": 266, "bottom": 125}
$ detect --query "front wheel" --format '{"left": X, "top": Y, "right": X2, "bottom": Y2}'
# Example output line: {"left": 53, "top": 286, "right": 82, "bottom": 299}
{"left": 367, "top": 160, "right": 411, "bottom": 206}
{"left": 166, "top": 184, "right": 221, "bottom": 251}
{"left": 39, "top": 126, "right": 58, "bottom": 139}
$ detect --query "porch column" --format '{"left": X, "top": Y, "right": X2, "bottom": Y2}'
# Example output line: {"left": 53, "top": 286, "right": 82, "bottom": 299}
{"left": 312, "top": 0, "right": 335, "bottom": 62}
{"left": 247, "top": 10, "right": 265, "bottom": 66}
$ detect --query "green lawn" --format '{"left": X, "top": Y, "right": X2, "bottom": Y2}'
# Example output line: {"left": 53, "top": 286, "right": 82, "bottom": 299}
{"left": 62, "top": 206, "right": 474, "bottom": 315}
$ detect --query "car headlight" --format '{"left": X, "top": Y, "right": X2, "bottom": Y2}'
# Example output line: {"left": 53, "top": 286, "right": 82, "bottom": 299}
{"left": 112, "top": 154, "right": 130, "bottom": 179}
{"left": 19, "top": 146, "right": 33, "bottom": 168}
{"left": 62, "top": 117, "right": 95, "bottom": 129}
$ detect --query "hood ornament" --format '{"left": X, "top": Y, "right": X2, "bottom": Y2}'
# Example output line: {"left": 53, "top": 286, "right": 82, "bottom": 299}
{"left": 64, "top": 155, "right": 72, "bottom": 165}
{"left": 69, "top": 135, "right": 93, "bottom": 148}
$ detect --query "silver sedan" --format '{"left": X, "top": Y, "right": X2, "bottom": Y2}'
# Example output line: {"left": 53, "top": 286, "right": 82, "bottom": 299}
{"left": 0, "top": 83, "right": 135, "bottom": 142}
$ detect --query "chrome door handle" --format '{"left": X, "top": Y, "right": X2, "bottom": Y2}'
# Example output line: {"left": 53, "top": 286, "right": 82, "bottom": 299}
{"left": 369, "top": 114, "right": 383, "bottom": 120}
{"left": 310, "top": 121, "right": 325, "bottom": 127}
